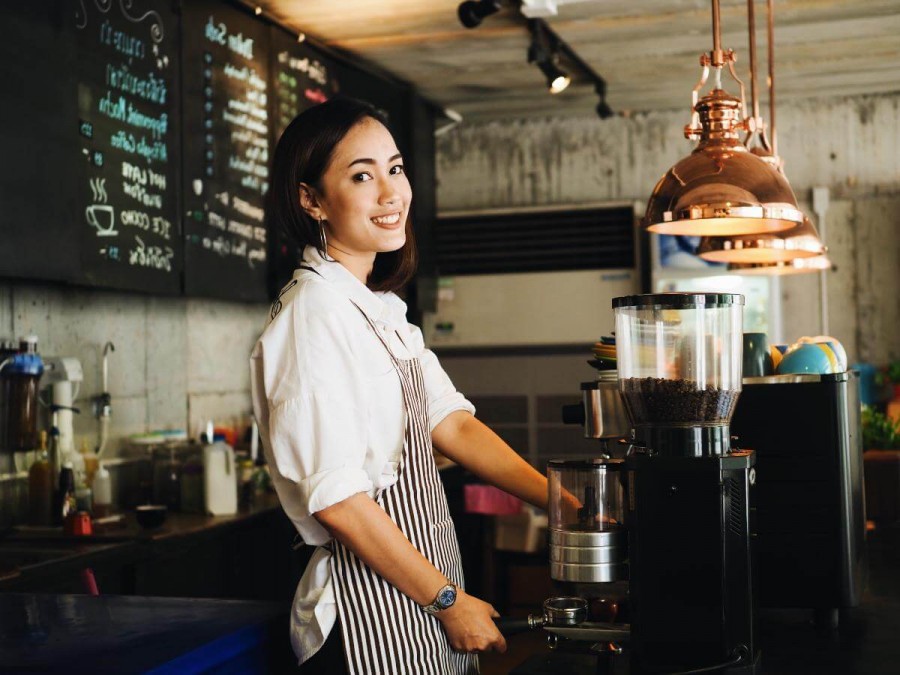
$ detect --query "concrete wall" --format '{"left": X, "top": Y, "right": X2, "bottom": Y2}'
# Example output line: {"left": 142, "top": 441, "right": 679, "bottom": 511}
{"left": 0, "top": 282, "right": 265, "bottom": 453}
{"left": 436, "top": 92, "right": 900, "bottom": 364}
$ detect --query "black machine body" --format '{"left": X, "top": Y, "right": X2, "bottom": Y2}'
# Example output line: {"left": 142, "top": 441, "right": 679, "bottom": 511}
{"left": 624, "top": 425, "right": 760, "bottom": 675}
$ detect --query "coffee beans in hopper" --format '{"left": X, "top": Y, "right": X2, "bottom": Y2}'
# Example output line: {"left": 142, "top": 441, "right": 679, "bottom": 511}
{"left": 621, "top": 377, "right": 739, "bottom": 425}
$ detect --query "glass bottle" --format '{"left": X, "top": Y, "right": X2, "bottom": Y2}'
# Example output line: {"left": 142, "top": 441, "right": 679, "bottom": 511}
{"left": 28, "top": 431, "right": 53, "bottom": 526}
{"left": 56, "top": 463, "right": 77, "bottom": 525}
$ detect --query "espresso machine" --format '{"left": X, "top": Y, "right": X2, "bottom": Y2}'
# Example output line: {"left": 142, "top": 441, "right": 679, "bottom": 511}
{"left": 512, "top": 293, "right": 760, "bottom": 675}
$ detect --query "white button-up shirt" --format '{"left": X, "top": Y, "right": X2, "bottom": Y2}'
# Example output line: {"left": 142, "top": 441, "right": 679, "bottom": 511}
{"left": 249, "top": 246, "right": 475, "bottom": 664}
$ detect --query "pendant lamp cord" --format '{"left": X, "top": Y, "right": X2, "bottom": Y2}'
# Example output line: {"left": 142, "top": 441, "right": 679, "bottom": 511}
{"left": 766, "top": 0, "right": 778, "bottom": 159}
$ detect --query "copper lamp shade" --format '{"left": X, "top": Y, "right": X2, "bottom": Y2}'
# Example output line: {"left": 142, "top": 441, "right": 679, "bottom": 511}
{"left": 696, "top": 216, "right": 825, "bottom": 263}
{"left": 728, "top": 254, "right": 833, "bottom": 276}
{"left": 644, "top": 91, "right": 803, "bottom": 237}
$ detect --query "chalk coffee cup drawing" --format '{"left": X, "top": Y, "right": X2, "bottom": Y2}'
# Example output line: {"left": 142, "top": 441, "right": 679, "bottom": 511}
{"left": 742, "top": 333, "right": 774, "bottom": 378}
{"left": 85, "top": 204, "right": 117, "bottom": 237}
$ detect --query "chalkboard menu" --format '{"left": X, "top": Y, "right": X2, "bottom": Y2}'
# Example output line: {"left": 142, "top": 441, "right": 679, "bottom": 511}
{"left": 1, "top": 1, "right": 181, "bottom": 294}
{"left": 182, "top": 1, "right": 270, "bottom": 301}
{"left": 266, "top": 26, "right": 341, "bottom": 295}
{"left": 74, "top": 0, "right": 182, "bottom": 293}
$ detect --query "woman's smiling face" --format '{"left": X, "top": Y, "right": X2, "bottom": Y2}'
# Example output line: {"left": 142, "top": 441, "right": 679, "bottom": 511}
{"left": 302, "top": 116, "right": 412, "bottom": 258}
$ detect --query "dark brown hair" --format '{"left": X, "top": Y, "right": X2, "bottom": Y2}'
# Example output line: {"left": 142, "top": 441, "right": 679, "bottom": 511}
{"left": 266, "top": 97, "right": 417, "bottom": 293}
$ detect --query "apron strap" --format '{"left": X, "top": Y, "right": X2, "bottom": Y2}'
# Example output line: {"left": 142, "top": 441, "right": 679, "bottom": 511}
{"left": 349, "top": 300, "right": 406, "bottom": 373}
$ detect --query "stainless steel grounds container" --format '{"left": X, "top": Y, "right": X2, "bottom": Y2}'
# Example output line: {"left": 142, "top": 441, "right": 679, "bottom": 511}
{"left": 581, "top": 370, "right": 630, "bottom": 440}
{"left": 548, "top": 458, "right": 626, "bottom": 583}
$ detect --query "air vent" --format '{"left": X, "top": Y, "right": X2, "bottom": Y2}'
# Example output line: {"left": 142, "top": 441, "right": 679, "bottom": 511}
{"left": 435, "top": 206, "right": 635, "bottom": 276}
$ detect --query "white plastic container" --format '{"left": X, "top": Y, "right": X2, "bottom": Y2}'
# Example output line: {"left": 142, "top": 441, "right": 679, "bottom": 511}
{"left": 92, "top": 463, "right": 112, "bottom": 517}
{"left": 203, "top": 442, "right": 237, "bottom": 515}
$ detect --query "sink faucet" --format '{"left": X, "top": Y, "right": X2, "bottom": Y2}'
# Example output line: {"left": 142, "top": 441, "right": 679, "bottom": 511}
{"left": 93, "top": 342, "right": 115, "bottom": 456}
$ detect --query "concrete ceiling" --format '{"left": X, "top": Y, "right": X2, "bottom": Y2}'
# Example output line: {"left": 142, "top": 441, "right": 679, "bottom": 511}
{"left": 256, "top": 0, "right": 900, "bottom": 123}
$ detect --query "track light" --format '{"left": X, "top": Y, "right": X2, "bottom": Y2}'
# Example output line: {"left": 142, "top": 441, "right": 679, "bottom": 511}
{"left": 435, "top": 108, "right": 464, "bottom": 137}
{"left": 595, "top": 81, "right": 614, "bottom": 119}
{"left": 458, "top": 0, "right": 502, "bottom": 29}
{"left": 528, "top": 21, "right": 570, "bottom": 94}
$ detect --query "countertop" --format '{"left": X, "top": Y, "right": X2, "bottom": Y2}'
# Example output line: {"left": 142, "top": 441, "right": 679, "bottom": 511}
{"left": 0, "top": 494, "right": 282, "bottom": 587}
{"left": 0, "top": 593, "right": 292, "bottom": 673}
{"left": 506, "top": 522, "right": 900, "bottom": 675}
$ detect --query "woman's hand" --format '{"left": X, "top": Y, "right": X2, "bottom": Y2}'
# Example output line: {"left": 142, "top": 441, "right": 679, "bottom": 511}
{"left": 435, "top": 589, "right": 507, "bottom": 654}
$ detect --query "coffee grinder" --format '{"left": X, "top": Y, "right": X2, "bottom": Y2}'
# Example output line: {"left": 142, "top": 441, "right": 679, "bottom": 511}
{"left": 616, "top": 292, "right": 758, "bottom": 673}
{"left": 519, "top": 293, "right": 759, "bottom": 675}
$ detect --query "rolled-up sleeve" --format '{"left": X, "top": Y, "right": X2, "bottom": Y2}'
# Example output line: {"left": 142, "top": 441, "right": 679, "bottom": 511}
{"left": 255, "top": 291, "right": 373, "bottom": 529}
{"left": 267, "top": 394, "right": 373, "bottom": 516}
{"left": 406, "top": 324, "right": 476, "bottom": 431}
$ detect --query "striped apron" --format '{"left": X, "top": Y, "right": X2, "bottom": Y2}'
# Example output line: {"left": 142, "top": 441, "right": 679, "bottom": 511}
{"left": 329, "top": 304, "right": 478, "bottom": 675}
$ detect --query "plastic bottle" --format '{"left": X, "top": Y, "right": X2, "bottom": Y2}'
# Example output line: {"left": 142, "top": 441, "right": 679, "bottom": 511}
{"left": 92, "top": 463, "right": 112, "bottom": 518}
{"left": 28, "top": 431, "right": 53, "bottom": 526}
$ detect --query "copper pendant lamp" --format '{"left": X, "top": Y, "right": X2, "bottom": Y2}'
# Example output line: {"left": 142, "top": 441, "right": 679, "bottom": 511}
{"left": 643, "top": 0, "right": 803, "bottom": 237}
{"left": 697, "top": 0, "right": 827, "bottom": 264}
{"left": 697, "top": 217, "right": 825, "bottom": 263}
{"left": 728, "top": 254, "right": 833, "bottom": 276}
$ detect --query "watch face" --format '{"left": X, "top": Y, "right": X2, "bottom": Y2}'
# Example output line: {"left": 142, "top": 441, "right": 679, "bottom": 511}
{"left": 437, "top": 586, "right": 457, "bottom": 608}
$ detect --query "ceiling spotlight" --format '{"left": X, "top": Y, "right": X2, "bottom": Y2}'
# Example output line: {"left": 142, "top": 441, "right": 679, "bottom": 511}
{"left": 537, "top": 59, "right": 570, "bottom": 94}
{"left": 458, "top": 0, "right": 502, "bottom": 29}
{"left": 297, "top": 33, "right": 306, "bottom": 43}
{"left": 254, "top": 5, "right": 262, "bottom": 15}
{"left": 435, "top": 107, "right": 464, "bottom": 137}
{"left": 528, "top": 21, "right": 570, "bottom": 94}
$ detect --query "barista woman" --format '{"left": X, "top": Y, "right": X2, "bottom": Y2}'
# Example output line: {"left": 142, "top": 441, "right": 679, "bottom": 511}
{"left": 250, "top": 98, "right": 549, "bottom": 674}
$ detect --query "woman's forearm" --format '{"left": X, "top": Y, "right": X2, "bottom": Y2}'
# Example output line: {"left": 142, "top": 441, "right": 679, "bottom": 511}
{"left": 432, "top": 411, "right": 549, "bottom": 510}
{"left": 314, "top": 493, "right": 449, "bottom": 605}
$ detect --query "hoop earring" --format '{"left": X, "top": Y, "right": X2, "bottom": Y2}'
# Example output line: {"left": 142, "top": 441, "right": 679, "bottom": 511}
{"left": 318, "top": 217, "right": 328, "bottom": 253}
{"left": 318, "top": 218, "right": 335, "bottom": 261}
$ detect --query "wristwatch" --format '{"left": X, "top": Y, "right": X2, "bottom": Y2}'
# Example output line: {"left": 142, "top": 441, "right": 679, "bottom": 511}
{"left": 421, "top": 581, "right": 458, "bottom": 615}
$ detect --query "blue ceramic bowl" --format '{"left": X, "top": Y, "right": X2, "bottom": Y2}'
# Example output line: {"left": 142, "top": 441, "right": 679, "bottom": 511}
{"left": 777, "top": 342, "right": 839, "bottom": 375}
{"left": 799, "top": 336, "right": 848, "bottom": 372}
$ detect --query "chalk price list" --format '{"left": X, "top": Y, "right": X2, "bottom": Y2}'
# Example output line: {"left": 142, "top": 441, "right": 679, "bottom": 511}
{"left": 187, "top": 15, "right": 268, "bottom": 271}
{"left": 272, "top": 46, "right": 333, "bottom": 138}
